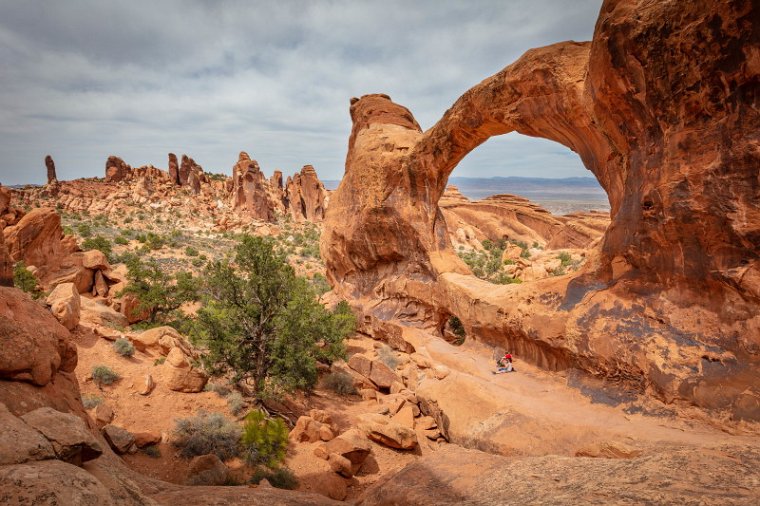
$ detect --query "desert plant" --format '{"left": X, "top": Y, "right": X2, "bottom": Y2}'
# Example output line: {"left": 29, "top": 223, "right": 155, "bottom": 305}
{"left": 448, "top": 315, "right": 466, "bottom": 345}
{"left": 81, "top": 394, "right": 103, "bottom": 409}
{"left": 192, "top": 235, "right": 355, "bottom": 395}
{"left": 249, "top": 466, "right": 298, "bottom": 490}
{"left": 76, "top": 222, "right": 92, "bottom": 237}
{"left": 323, "top": 372, "right": 357, "bottom": 396}
{"left": 240, "top": 410, "right": 289, "bottom": 468}
{"left": 142, "top": 445, "right": 161, "bottom": 458}
{"left": 558, "top": 251, "right": 572, "bottom": 267}
{"left": 114, "top": 236, "right": 129, "bottom": 245}
{"left": 112, "top": 338, "right": 135, "bottom": 357}
{"left": 172, "top": 411, "right": 241, "bottom": 460}
{"left": 92, "top": 365, "right": 120, "bottom": 386}
{"left": 153, "top": 357, "right": 166, "bottom": 366}
{"left": 226, "top": 392, "right": 246, "bottom": 416}
{"left": 12, "top": 261, "right": 41, "bottom": 299}
{"left": 120, "top": 254, "right": 198, "bottom": 323}
{"left": 185, "top": 246, "right": 199, "bottom": 257}
{"left": 204, "top": 382, "right": 232, "bottom": 397}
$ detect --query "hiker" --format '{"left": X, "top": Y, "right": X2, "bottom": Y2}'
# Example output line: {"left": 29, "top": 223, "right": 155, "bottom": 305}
{"left": 496, "top": 352, "right": 513, "bottom": 373}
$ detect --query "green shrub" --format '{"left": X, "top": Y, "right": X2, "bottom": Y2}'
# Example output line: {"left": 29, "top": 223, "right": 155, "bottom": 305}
{"left": 142, "top": 445, "right": 161, "bottom": 458}
{"left": 377, "top": 345, "right": 399, "bottom": 370}
{"left": 173, "top": 412, "right": 241, "bottom": 460}
{"left": 240, "top": 410, "right": 289, "bottom": 468}
{"left": 227, "top": 392, "right": 246, "bottom": 416}
{"left": 124, "top": 216, "right": 133, "bottom": 224}
{"left": 76, "top": 223, "right": 92, "bottom": 238}
{"left": 558, "top": 251, "right": 572, "bottom": 267}
{"left": 82, "top": 235, "right": 113, "bottom": 258}
{"left": 185, "top": 246, "right": 199, "bottom": 257}
{"left": 112, "top": 338, "right": 135, "bottom": 357}
{"left": 249, "top": 466, "right": 298, "bottom": 490}
{"left": 154, "top": 357, "right": 166, "bottom": 366}
{"left": 92, "top": 365, "right": 120, "bottom": 386}
{"left": 323, "top": 372, "right": 357, "bottom": 396}
{"left": 520, "top": 248, "right": 531, "bottom": 259}
{"left": 448, "top": 315, "right": 466, "bottom": 345}
{"left": 62, "top": 225, "right": 74, "bottom": 236}
{"left": 114, "top": 236, "right": 129, "bottom": 245}
{"left": 82, "top": 394, "right": 103, "bottom": 409}
{"left": 205, "top": 382, "right": 232, "bottom": 397}
{"left": 13, "top": 262, "right": 41, "bottom": 299}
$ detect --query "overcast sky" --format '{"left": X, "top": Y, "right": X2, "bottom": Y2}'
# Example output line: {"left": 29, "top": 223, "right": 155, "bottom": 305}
{"left": 0, "top": 0, "right": 602, "bottom": 186}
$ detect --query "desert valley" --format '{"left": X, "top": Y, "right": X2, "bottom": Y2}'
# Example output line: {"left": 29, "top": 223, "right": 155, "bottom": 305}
{"left": 1, "top": 1, "right": 759, "bottom": 505}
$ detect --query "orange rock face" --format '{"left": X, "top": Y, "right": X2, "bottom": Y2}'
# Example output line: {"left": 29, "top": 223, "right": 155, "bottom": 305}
{"left": 322, "top": 0, "right": 760, "bottom": 420}
{"left": 45, "top": 155, "right": 57, "bottom": 185}
{"left": 230, "top": 151, "right": 284, "bottom": 221}
{"left": 285, "top": 165, "right": 328, "bottom": 222}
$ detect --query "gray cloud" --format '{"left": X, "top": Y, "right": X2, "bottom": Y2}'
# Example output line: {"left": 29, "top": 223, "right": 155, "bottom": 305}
{"left": 0, "top": 0, "right": 602, "bottom": 186}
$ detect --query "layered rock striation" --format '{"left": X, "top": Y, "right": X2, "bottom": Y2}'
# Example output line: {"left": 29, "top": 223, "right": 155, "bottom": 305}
{"left": 322, "top": 0, "right": 760, "bottom": 420}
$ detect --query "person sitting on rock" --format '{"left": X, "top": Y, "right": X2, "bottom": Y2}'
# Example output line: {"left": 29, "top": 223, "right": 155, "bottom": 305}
{"left": 497, "top": 352, "right": 514, "bottom": 373}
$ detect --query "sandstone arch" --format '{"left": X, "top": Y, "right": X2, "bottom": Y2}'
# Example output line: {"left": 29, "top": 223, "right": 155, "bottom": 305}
{"left": 322, "top": 0, "right": 760, "bottom": 420}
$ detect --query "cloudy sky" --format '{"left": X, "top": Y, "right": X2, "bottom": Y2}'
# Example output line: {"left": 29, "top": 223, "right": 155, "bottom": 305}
{"left": 0, "top": 0, "right": 602, "bottom": 186}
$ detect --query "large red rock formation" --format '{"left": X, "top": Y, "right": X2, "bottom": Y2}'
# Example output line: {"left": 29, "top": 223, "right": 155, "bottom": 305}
{"left": 168, "top": 153, "right": 179, "bottom": 185}
{"left": 230, "top": 152, "right": 284, "bottom": 221}
{"left": 45, "top": 155, "right": 57, "bottom": 185}
{"left": 104, "top": 156, "right": 132, "bottom": 183}
{"left": 322, "top": 0, "right": 760, "bottom": 420}
{"left": 285, "top": 165, "right": 328, "bottom": 222}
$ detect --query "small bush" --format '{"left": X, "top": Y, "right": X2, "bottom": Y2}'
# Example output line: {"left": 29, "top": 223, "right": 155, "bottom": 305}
{"left": 124, "top": 216, "right": 133, "bottom": 224}
{"left": 185, "top": 246, "right": 199, "bottom": 257}
{"left": 558, "top": 251, "right": 572, "bottom": 266}
{"left": 13, "top": 262, "right": 41, "bottom": 299}
{"left": 173, "top": 412, "right": 241, "bottom": 460}
{"left": 448, "top": 315, "right": 466, "bottom": 345}
{"left": 92, "top": 365, "right": 120, "bottom": 386}
{"left": 76, "top": 223, "right": 92, "bottom": 238}
{"left": 142, "top": 445, "right": 161, "bottom": 458}
{"left": 377, "top": 345, "right": 399, "bottom": 370}
{"left": 205, "top": 382, "right": 232, "bottom": 397}
{"left": 154, "top": 357, "right": 166, "bottom": 366}
{"left": 82, "top": 394, "right": 103, "bottom": 409}
{"left": 249, "top": 466, "right": 298, "bottom": 490}
{"left": 112, "top": 338, "right": 135, "bottom": 357}
{"left": 115, "top": 236, "right": 129, "bottom": 245}
{"left": 227, "top": 392, "right": 246, "bottom": 416}
{"left": 323, "top": 372, "right": 357, "bottom": 396}
{"left": 240, "top": 410, "right": 289, "bottom": 468}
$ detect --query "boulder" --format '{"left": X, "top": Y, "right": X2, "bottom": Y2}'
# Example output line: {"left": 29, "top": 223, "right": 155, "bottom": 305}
{"left": 348, "top": 354, "right": 372, "bottom": 379}
{"left": 319, "top": 428, "right": 372, "bottom": 477}
{"left": 132, "top": 326, "right": 182, "bottom": 355}
{"left": 290, "top": 415, "right": 323, "bottom": 443}
{"left": 93, "top": 270, "right": 108, "bottom": 297}
{"left": 0, "top": 287, "right": 76, "bottom": 386}
{"left": 101, "top": 424, "right": 136, "bottom": 454}
{"left": 133, "top": 431, "right": 161, "bottom": 448}
{"left": 46, "top": 282, "right": 81, "bottom": 330}
{"left": 20, "top": 407, "right": 103, "bottom": 464}
{"left": 0, "top": 460, "right": 115, "bottom": 505}
{"left": 137, "top": 373, "right": 155, "bottom": 396}
{"left": 120, "top": 293, "right": 150, "bottom": 324}
{"left": 358, "top": 413, "right": 418, "bottom": 450}
{"left": 186, "top": 454, "right": 228, "bottom": 486}
{"left": 79, "top": 297, "right": 128, "bottom": 329}
{"left": 81, "top": 250, "right": 109, "bottom": 271}
{"left": 369, "top": 360, "right": 400, "bottom": 390}
{"left": 166, "top": 350, "right": 209, "bottom": 393}
{"left": 0, "top": 402, "right": 55, "bottom": 465}
{"left": 94, "top": 403, "right": 114, "bottom": 425}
